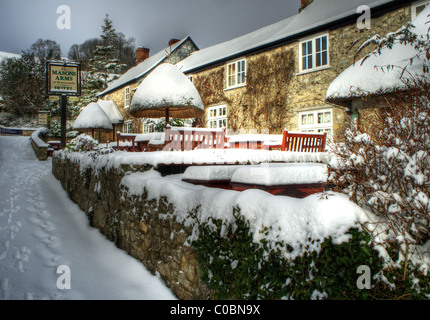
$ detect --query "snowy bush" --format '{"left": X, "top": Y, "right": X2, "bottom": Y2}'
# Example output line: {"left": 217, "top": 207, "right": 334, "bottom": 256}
{"left": 329, "top": 81, "right": 430, "bottom": 288}
{"left": 65, "top": 134, "right": 99, "bottom": 153}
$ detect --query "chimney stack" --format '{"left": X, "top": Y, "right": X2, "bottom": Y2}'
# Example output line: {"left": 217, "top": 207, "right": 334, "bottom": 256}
{"left": 136, "top": 47, "right": 150, "bottom": 65}
{"left": 168, "top": 39, "right": 180, "bottom": 47}
{"left": 299, "top": 0, "right": 313, "bottom": 12}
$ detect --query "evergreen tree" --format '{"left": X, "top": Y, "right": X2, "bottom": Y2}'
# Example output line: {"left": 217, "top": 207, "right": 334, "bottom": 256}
{"left": 87, "top": 14, "right": 127, "bottom": 90}
{"left": 0, "top": 51, "right": 47, "bottom": 116}
{"left": 73, "top": 14, "right": 128, "bottom": 118}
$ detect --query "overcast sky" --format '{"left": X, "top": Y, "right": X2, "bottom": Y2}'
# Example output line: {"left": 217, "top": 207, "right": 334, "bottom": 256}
{"left": 0, "top": 0, "right": 300, "bottom": 57}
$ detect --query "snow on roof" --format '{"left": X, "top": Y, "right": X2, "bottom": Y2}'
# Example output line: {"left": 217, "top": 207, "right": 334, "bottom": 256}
{"left": 177, "top": 0, "right": 396, "bottom": 73}
{"left": 96, "top": 99, "right": 123, "bottom": 124}
{"left": 73, "top": 102, "right": 113, "bottom": 131}
{"left": 0, "top": 51, "right": 21, "bottom": 62}
{"left": 326, "top": 4, "right": 430, "bottom": 101}
{"left": 98, "top": 36, "right": 192, "bottom": 96}
{"left": 130, "top": 63, "right": 204, "bottom": 119}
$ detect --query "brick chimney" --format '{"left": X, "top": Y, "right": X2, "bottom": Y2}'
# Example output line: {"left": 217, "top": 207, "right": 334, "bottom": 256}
{"left": 168, "top": 39, "right": 180, "bottom": 47}
{"left": 135, "top": 47, "right": 150, "bottom": 65}
{"left": 299, "top": 0, "right": 313, "bottom": 12}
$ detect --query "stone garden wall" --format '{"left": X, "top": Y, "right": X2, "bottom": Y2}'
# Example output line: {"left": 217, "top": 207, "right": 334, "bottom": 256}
{"left": 52, "top": 155, "right": 211, "bottom": 300}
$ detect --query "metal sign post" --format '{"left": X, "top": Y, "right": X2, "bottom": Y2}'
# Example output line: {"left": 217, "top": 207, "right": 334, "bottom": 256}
{"left": 46, "top": 60, "right": 81, "bottom": 149}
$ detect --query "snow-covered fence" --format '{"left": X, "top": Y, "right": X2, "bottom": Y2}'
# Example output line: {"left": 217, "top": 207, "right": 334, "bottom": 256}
{"left": 30, "top": 127, "right": 50, "bottom": 161}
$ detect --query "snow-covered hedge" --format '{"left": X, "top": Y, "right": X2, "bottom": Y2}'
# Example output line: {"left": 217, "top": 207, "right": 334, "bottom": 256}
{"left": 64, "top": 134, "right": 99, "bottom": 153}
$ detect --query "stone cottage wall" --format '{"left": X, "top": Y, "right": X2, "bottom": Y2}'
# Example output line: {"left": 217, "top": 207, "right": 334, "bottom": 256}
{"left": 52, "top": 155, "right": 211, "bottom": 300}
{"left": 188, "top": 5, "right": 411, "bottom": 140}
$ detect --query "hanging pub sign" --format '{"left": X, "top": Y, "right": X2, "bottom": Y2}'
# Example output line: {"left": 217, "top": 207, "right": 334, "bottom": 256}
{"left": 46, "top": 61, "right": 81, "bottom": 96}
{"left": 46, "top": 60, "right": 81, "bottom": 149}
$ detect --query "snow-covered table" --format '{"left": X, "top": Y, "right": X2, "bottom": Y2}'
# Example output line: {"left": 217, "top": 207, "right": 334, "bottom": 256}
{"left": 182, "top": 163, "right": 328, "bottom": 198}
{"left": 228, "top": 134, "right": 283, "bottom": 150}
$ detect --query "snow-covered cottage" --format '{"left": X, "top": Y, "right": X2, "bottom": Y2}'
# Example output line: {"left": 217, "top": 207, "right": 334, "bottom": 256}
{"left": 97, "top": 37, "right": 199, "bottom": 136}
{"left": 326, "top": 3, "right": 430, "bottom": 133}
{"left": 96, "top": 0, "right": 427, "bottom": 143}
{"left": 178, "top": 0, "right": 428, "bottom": 142}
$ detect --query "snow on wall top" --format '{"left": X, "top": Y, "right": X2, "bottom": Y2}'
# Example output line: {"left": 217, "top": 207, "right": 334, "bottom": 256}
{"left": 120, "top": 169, "right": 362, "bottom": 260}
{"left": 98, "top": 36, "right": 192, "bottom": 97}
{"left": 177, "top": 0, "right": 395, "bottom": 73}
{"left": 326, "top": 4, "right": 430, "bottom": 101}
{"left": 96, "top": 99, "right": 123, "bottom": 124}
{"left": 73, "top": 102, "right": 113, "bottom": 131}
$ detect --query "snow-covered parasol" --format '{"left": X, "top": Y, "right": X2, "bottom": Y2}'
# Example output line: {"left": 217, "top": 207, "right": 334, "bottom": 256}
{"left": 130, "top": 63, "right": 204, "bottom": 125}
{"left": 73, "top": 102, "right": 113, "bottom": 138}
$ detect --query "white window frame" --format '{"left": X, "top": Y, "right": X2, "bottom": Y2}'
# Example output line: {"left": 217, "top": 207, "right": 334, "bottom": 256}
{"left": 124, "top": 121, "right": 132, "bottom": 134}
{"left": 226, "top": 59, "right": 246, "bottom": 89}
{"left": 124, "top": 86, "right": 131, "bottom": 109}
{"left": 207, "top": 105, "right": 227, "bottom": 129}
{"left": 298, "top": 108, "right": 333, "bottom": 140}
{"left": 299, "top": 33, "right": 330, "bottom": 74}
{"left": 412, "top": 0, "right": 430, "bottom": 20}
{"left": 143, "top": 122, "right": 155, "bottom": 133}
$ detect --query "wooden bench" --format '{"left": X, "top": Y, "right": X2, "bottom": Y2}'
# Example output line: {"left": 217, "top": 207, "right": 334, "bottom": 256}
{"left": 160, "top": 126, "right": 226, "bottom": 151}
{"left": 116, "top": 132, "right": 137, "bottom": 152}
{"left": 266, "top": 131, "right": 327, "bottom": 152}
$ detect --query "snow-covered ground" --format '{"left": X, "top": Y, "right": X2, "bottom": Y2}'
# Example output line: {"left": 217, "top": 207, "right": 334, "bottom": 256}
{"left": 0, "top": 135, "right": 176, "bottom": 300}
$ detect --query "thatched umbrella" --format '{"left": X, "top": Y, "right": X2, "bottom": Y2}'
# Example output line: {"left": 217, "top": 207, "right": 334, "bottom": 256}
{"left": 73, "top": 102, "right": 113, "bottom": 139}
{"left": 130, "top": 63, "right": 204, "bottom": 125}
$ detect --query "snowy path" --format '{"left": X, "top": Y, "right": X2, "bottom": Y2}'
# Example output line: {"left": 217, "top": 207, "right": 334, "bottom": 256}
{"left": 0, "top": 135, "right": 176, "bottom": 300}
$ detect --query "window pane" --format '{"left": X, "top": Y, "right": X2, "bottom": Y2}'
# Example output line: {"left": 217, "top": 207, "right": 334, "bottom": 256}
{"left": 316, "top": 52, "right": 322, "bottom": 67}
{"left": 307, "top": 55, "right": 313, "bottom": 69}
{"left": 308, "top": 114, "right": 314, "bottom": 125}
{"left": 416, "top": 4, "right": 426, "bottom": 17}
{"left": 302, "top": 42, "right": 307, "bottom": 55}
{"left": 316, "top": 38, "right": 321, "bottom": 52}
{"left": 302, "top": 57, "right": 308, "bottom": 70}
{"left": 307, "top": 41, "right": 312, "bottom": 54}
{"left": 229, "top": 75, "right": 235, "bottom": 87}
{"left": 301, "top": 115, "right": 307, "bottom": 126}
{"left": 321, "top": 36, "right": 327, "bottom": 51}
{"left": 322, "top": 51, "right": 328, "bottom": 66}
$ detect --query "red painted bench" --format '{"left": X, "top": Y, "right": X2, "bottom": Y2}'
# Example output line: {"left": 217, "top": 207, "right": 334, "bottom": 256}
{"left": 266, "top": 131, "right": 327, "bottom": 152}
{"left": 160, "top": 126, "right": 226, "bottom": 151}
{"left": 116, "top": 132, "right": 137, "bottom": 152}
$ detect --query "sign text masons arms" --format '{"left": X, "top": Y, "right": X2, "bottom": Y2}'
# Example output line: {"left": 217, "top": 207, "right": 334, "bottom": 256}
{"left": 47, "top": 62, "right": 81, "bottom": 96}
